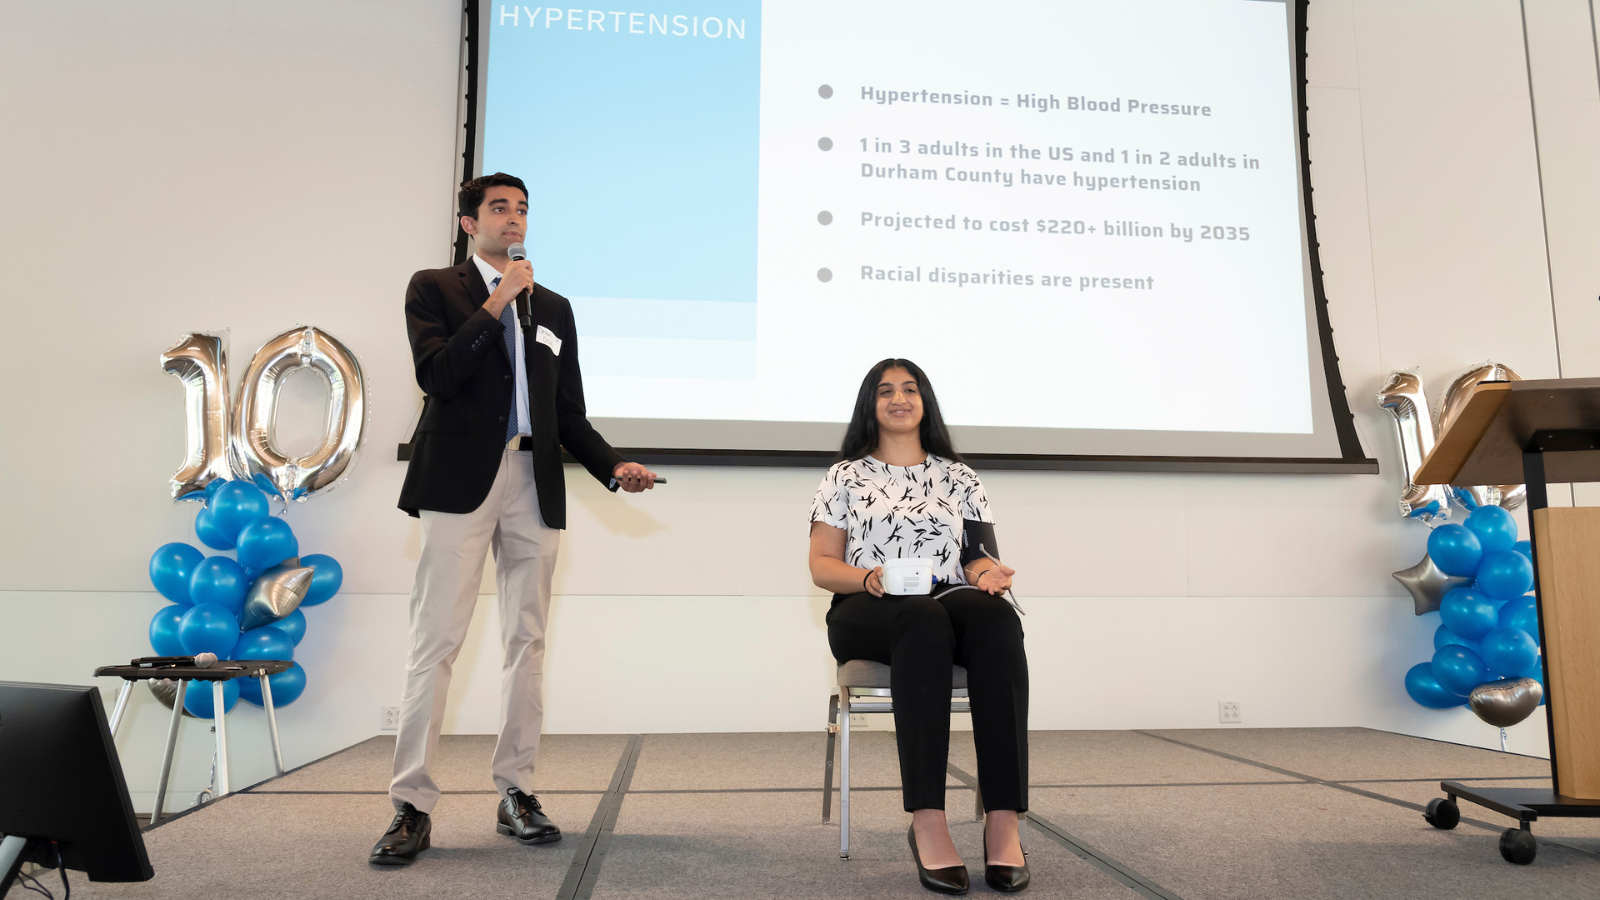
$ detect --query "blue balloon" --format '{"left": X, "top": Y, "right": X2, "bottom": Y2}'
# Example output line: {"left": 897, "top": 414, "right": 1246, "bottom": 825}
{"left": 1428, "top": 525, "right": 1483, "bottom": 577}
{"left": 183, "top": 678, "right": 240, "bottom": 719}
{"left": 1440, "top": 587, "right": 1498, "bottom": 640}
{"left": 195, "top": 506, "right": 235, "bottom": 550}
{"left": 298, "top": 554, "right": 343, "bottom": 606}
{"left": 209, "top": 480, "right": 268, "bottom": 544}
{"left": 1481, "top": 626, "right": 1538, "bottom": 677}
{"left": 149, "top": 543, "right": 204, "bottom": 604}
{"left": 1476, "top": 550, "right": 1534, "bottom": 600}
{"left": 1498, "top": 595, "right": 1540, "bottom": 642}
{"left": 1432, "top": 645, "right": 1489, "bottom": 696}
{"left": 1433, "top": 623, "right": 1478, "bottom": 652}
{"left": 178, "top": 602, "right": 241, "bottom": 657}
{"left": 1408, "top": 498, "right": 1445, "bottom": 520}
{"left": 211, "top": 481, "right": 271, "bottom": 544}
{"left": 240, "top": 663, "right": 306, "bottom": 708}
{"left": 1464, "top": 505, "right": 1518, "bottom": 554}
{"left": 1512, "top": 540, "right": 1533, "bottom": 562}
{"left": 237, "top": 517, "right": 298, "bottom": 573}
{"left": 1406, "top": 662, "right": 1466, "bottom": 709}
{"left": 149, "top": 606, "right": 187, "bottom": 656}
{"left": 234, "top": 627, "right": 294, "bottom": 662}
{"left": 188, "top": 556, "right": 250, "bottom": 615}
{"left": 269, "top": 608, "right": 307, "bottom": 645}
{"left": 204, "top": 478, "right": 230, "bottom": 500}
{"left": 249, "top": 473, "right": 282, "bottom": 501}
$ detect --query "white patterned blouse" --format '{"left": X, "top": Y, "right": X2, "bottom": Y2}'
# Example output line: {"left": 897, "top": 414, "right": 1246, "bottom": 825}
{"left": 809, "top": 454, "right": 993, "bottom": 586}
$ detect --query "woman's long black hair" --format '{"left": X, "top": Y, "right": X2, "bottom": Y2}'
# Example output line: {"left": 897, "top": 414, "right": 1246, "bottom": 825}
{"left": 837, "top": 358, "right": 963, "bottom": 463}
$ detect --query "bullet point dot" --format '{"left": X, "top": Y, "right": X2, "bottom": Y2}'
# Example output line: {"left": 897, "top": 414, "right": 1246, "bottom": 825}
{"left": 818, "top": 137, "right": 833, "bottom": 151}
{"left": 817, "top": 268, "right": 833, "bottom": 283}
{"left": 818, "top": 211, "right": 833, "bottom": 225}
{"left": 818, "top": 84, "right": 833, "bottom": 99}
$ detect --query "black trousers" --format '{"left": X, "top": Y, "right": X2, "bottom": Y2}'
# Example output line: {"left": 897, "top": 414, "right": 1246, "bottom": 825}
{"left": 827, "top": 587, "right": 1028, "bottom": 813}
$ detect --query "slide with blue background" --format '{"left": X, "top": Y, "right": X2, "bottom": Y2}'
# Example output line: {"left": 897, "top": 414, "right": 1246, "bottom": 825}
{"left": 483, "top": 1, "right": 1327, "bottom": 456}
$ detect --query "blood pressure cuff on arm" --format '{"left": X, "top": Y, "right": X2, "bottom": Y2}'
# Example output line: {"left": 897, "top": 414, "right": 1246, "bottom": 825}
{"left": 961, "top": 520, "right": 1000, "bottom": 567}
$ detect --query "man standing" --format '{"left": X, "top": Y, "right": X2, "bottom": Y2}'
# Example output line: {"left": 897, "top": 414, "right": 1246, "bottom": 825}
{"left": 371, "top": 173, "right": 657, "bottom": 866}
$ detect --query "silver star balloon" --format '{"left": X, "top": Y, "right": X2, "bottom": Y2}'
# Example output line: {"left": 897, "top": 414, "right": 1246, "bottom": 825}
{"left": 1393, "top": 553, "right": 1472, "bottom": 616}
{"left": 1469, "top": 677, "right": 1543, "bottom": 728}
{"left": 239, "top": 557, "right": 314, "bottom": 632}
{"left": 148, "top": 679, "right": 197, "bottom": 718}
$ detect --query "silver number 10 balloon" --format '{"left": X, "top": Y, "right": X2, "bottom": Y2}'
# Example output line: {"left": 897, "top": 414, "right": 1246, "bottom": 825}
{"left": 160, "top": 332, "right": 233, "bottom": 500}
{"left": 1376, "top": 369, "right": 1451, "bottom": 523}
{"left": 232, "top": 327, "right": 368, "bottom": 502}
{"left": 1376, "top": 361, "right": 1526, "bottom": 523}
{"left": 161, "top": 326, "right": 369, "bottom": 503}
{"left": 1434, "top": 362, "right": 1526, "bottom": 511}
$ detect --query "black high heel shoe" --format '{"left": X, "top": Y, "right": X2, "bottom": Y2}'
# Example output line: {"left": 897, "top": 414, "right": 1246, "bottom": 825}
{"left": 985, "top": 859, "right": 1030, "bottom": 892}
{"left": 983, "top": 819, "right": 1031, "bottom": 892}
{"left": 907, "top": 824, "right": 970, "bottom": 895}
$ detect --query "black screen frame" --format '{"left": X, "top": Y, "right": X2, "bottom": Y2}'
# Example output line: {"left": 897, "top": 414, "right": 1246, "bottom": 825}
{"left": 453, "top": 0, "right": 1377, "bottom": 474}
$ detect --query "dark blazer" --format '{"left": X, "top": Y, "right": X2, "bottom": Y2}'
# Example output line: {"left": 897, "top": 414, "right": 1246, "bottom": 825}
{"left": 398, "top": 258, "right": 625, "bottom": 528}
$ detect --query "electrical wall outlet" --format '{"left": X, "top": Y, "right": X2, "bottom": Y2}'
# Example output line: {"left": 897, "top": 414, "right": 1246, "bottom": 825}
{"left": 381, "top": 705, "right": 400, "bottom": 731}
{"left": 1218, "top": 701, "right": 1242, "bottom": 724}
{"left": 849, "top": 713, "right": 869, "bottom": 727}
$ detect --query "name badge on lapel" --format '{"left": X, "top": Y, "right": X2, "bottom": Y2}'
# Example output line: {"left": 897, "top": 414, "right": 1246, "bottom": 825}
{"left": 535, "top": 325, "right": 562, "bottom": 356}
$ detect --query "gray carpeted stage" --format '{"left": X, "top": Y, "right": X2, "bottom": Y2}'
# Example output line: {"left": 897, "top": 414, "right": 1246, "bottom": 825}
{"left": 67, "top": 728, "right": 1600, "bottom": 899}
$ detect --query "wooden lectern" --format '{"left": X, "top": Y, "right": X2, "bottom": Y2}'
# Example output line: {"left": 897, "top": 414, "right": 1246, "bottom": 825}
{"left": 1414, "top": 377, "right": 1600, "bottom": 863}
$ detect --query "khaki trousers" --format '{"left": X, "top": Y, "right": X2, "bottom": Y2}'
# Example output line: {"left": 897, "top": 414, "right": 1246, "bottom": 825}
{"left": 389, "top": 448, "right": 560, "bottom": 813}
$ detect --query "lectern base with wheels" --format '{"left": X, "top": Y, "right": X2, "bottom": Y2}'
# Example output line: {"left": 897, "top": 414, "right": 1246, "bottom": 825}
{"left": 1414, "top": 378, "right": 1600, "bottom": 864}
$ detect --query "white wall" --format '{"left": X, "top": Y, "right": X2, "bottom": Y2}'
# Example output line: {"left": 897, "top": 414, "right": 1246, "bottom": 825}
{"left": 2, "top": 0, "right": 1597, "bottom": 809}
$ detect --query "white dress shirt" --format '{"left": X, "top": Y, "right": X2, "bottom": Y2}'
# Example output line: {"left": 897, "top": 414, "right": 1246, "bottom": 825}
{"left": 471, "top": 254, "right": 532, "bottom": 438}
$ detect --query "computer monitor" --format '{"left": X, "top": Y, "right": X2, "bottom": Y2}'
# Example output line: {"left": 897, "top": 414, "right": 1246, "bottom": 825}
{"left": 0, "top": 681, "right": 152, "bottom": 892}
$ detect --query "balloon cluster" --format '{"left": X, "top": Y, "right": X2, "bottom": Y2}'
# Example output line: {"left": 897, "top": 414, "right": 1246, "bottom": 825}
{"left": 1402, "top": 506, "right": 1544, "bottom": 723}
{"left": 146, "top": 480, "right": 343, "bottom": 718}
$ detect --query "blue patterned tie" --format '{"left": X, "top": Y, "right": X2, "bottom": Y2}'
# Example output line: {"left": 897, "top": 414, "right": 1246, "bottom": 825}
{"left": 494, "top": 276, "right": 518, "bottom": 442}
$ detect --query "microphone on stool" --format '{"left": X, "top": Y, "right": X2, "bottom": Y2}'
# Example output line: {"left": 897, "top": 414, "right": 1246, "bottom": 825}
{"left": 507, "top": 242, "right": 533, "bottom": 330}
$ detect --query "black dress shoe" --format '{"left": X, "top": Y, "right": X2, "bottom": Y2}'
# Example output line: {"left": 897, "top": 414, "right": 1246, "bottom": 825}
{"left": 907, "top": 824, "right": 969, "bottom": 895}
{"left": 497, "top": 789, "right": 562, "bottom": 844}
{"left": 369, "top": 802, "right": 431, "bottom": 866}
{"left": 985, "top": 860, "right": 1031, "bottom": 892}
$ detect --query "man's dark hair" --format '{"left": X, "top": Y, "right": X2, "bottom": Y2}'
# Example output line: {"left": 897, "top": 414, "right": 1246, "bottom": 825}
{"left": 837, "top": 358, "right": 962, "bottom": 464}
{"left": 458, "top": 172, "right": 528, "bottom": 220}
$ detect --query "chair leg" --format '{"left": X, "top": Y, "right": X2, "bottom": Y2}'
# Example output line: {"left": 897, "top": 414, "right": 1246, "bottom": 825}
{"left": 1019, "top": 810, "right": 1028, "bottom": 856}
{"left": 974, "top": 774, "right": 984, "bottom": 821}
{"left": 823, "top": 693, "right": 838, "bottom": 823}
{"left": 839, "top": 691, "right": 851, "bottom": 859}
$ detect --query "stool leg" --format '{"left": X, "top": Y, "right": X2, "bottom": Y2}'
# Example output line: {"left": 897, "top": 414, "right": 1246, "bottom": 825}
{"left": 107, "top": 680, "right": 133, "bottom": 738}
{"left": 839, "top": 692, "right": 851, "bottom": 860}
{"left": 212, "top": 681, "right": 230, "bottom": 796}
{"left": 151, "top": 680, "right": 186, "bottom": 824}
{"left": 261, "top": 673, "right": 284, "bottom": 776}
{"left": 823, "top": 693, "right": 838, "bottom": 823}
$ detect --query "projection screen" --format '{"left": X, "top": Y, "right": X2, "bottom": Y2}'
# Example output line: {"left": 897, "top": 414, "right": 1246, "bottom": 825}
{"left": 458, "top": 0, "right": 1375, "bottom": 472}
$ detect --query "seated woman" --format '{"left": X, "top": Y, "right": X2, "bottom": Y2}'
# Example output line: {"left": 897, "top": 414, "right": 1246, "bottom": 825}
{"left": 809, "top": 358, "right": 1029, "bottom": 895}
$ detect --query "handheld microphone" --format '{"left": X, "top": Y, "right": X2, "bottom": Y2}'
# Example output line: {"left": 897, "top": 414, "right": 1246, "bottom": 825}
{"left": 507, "top": 242, "right": 533, "bottom": 329}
